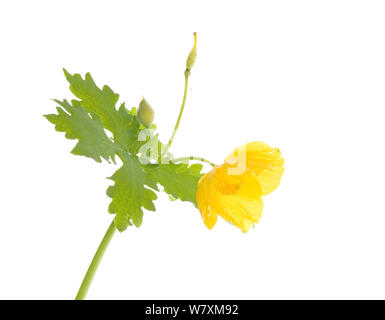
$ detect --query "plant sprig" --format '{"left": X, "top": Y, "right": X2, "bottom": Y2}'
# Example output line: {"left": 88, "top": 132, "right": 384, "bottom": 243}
{"left": 45, "top": 33, "right": 210, "bottom": 299}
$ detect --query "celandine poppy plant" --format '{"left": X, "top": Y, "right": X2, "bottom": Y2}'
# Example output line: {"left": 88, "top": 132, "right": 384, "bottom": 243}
{"left": 45, "top": 33, "right": 284, "bottom": 299}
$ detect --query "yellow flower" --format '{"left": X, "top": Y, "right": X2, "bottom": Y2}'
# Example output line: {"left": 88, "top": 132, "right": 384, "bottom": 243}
{"left": 196, "top": 141, "right": 284, "bottom": 232}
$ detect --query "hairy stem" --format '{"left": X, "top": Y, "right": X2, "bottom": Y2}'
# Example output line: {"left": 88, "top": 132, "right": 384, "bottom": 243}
{"left": 173, "top": 156, "right": 215, "bottom": 167}
{"left": 163, "top": 72, "right": 190, "bottom": 156}
{"left": 75, "top": 220, "right": 116, "bottom": 300}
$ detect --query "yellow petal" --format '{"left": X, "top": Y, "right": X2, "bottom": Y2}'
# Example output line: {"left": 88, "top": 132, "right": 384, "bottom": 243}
{"left": 226, "top": 141, "right": 284, "bottom": 195}
{"left": 196, "top": 171, "right": 219, "bottom": 230}
{"left": 211, "top": 191, "right": 264, "bottom": 233}
{"left": 196, "top": 164, "right": 263, "bottom": 232}
{"left": 201, "top": 207, "right": 218, "bottom": 230}
{"left": 237, "top": 172, "right": 263, "bottom": 200}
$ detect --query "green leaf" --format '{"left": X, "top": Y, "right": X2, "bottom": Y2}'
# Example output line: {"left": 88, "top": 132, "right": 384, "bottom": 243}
{"left": 107, "top": 154, "right": 158, "bottom": 231}
{"left": 143, "top": 162, "right": 203, "bottom": 205}
{"left": 46, "top": 70, "right": 208, "bottom": 232}
{"left": 44, "top": 99, "right": 118, "bottom": 163}
{"left": 63, "top": 69, "right": 141, "bottom": 152}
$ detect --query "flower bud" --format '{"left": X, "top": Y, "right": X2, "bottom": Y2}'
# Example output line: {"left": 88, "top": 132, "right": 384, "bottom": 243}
{"left": 137, "top": 97, "right": 155, "bottom": 127}
{"left": 186, "top": 32, "right": 197, "bottom": 72}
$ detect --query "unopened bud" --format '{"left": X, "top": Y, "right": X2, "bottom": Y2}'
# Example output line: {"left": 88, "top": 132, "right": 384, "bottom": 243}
{"left": 137, "top": 97, "right": 155, "bottom": 127}
{"left": 186, "top": 32, "right": 197, "bottom": 72}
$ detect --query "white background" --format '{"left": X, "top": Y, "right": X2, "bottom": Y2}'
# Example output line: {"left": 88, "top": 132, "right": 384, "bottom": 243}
{"left": 1, "top": 0, "right": 385, "bottom": 300}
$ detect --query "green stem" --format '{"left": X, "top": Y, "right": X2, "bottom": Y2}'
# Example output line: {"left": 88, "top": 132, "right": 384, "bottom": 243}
{"left": 173, "top": 156, "right": 215, "bottom": 167}
{"left": 75, "top": 220, "right": 116, "bottom": 300}
{"left": 163, "top": 72, "right": 190, "bottom": 156}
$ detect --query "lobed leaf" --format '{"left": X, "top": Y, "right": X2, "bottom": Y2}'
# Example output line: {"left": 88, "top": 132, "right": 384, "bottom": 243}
{"left": 46, "top": 70, "right": 206, "bottom": 231}
{"left": 143, "top": 162, "right": 203, "bottom": 205}
{"left": 44, "top": 99, "right": 118, "bottom": 163}
{"left": 107, "top": 154, "right": 158, "bottom": 231}
{"left": 63, "top": 69, "right": 141, "bottom": 152}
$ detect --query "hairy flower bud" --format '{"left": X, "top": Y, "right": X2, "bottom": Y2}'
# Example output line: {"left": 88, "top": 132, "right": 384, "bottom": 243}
{"left": 137, "top": 97, "right": 155, "bottom": 127}
{"left": 186, "top": 32, "right": 197, "bottom": 72}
